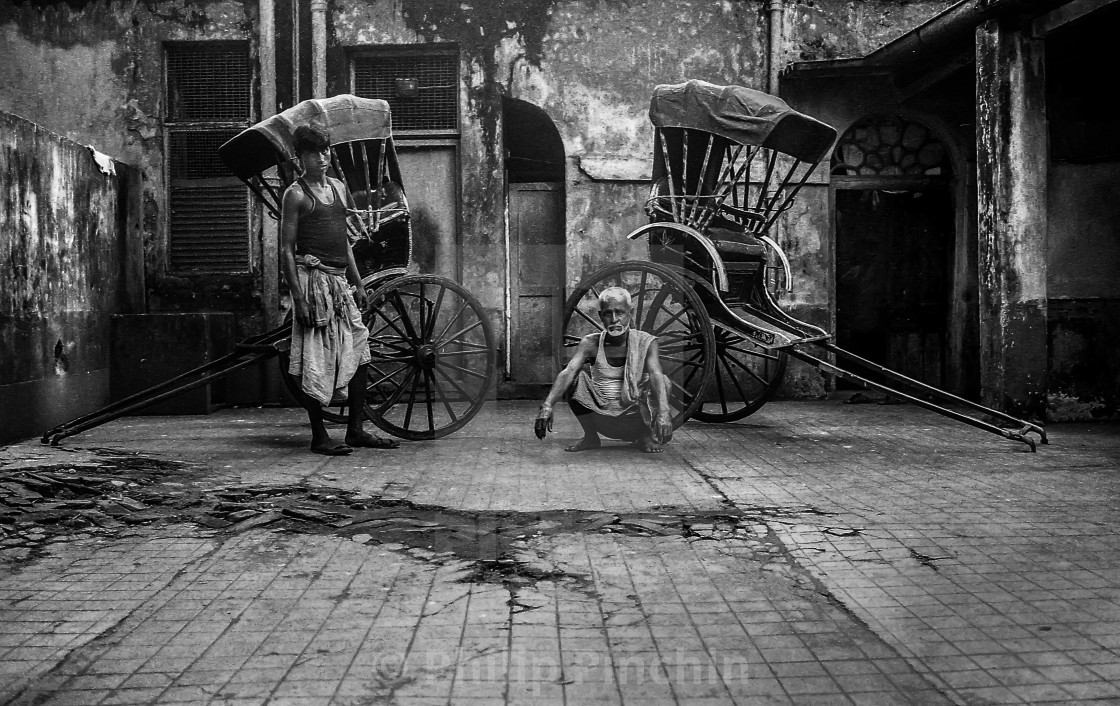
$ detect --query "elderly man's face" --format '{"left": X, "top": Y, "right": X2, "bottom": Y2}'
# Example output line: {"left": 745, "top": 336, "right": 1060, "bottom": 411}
{"left": 599, "top": 297, "right": 632, "bottom": 336}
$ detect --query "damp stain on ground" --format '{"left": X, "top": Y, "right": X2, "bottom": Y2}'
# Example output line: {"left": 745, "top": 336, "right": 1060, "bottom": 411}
{"left": 0, "top": 448, "right": 839, "bottom": 592}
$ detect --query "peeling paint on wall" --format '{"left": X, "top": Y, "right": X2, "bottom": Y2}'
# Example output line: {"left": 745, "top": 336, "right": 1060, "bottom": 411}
{"left": 789, "top": 0, "right": 954, "bottom": 62}
{"left": 2, "top": 0, "right": 957, "bottom": 399}
{"left": 0, "top": 110, "right": 143, "bottom": 442}
{"left": 0, "top": 0, "right": 256, "bottom": 312}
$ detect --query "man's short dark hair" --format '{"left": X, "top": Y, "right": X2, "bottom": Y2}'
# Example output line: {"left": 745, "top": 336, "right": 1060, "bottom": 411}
{"left": 293, "top": 125, "right": 330, "bottom": 155}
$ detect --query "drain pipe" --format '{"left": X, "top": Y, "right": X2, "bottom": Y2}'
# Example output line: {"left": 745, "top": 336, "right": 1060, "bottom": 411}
{"left": 767, "top": 0, "right": 784, "bottom": 94}
{"left": 766, "top": 0, "right": 785, "bottom": 285}
{"left": 259, "top": 0, "right": 280, "bottom": 325}
{"left": 259, "top": 0, "right": 276, "bottom": 116}
{"left": 310, "top": 0, "right": 327, "bottom": 98}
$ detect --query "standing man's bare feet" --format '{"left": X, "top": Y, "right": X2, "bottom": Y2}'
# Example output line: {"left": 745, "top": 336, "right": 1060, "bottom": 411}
{"left": 311, "top": 439, "right": 353, "bottom": 455}
{"left": 345, "top": 430, "right": 400, "bottom": 449}
{"left": 564, "top": 436, "right": 602, "bottom": 452}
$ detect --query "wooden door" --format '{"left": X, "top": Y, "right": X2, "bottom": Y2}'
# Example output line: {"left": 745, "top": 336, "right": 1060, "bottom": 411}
{"left": 397, "top": 144, "right": 458, "bottom": 281}
{"left": 509, "top": 183, "right": 564, "bottom": 385}
{"left": 835, "top": 187, "right": 952, "bottom": 386}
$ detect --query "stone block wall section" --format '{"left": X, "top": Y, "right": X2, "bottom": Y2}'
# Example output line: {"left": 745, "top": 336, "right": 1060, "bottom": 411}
{"left": 0, "top": 111, "right": 144, "bottom": 444}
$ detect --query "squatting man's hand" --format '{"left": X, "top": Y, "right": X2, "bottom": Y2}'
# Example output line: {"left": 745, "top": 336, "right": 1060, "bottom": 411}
{"left": 534, "top": 403, "right": 554, "bottom": 439}
{"left": 654, "top": 411, "right": 673, "bottom": 445}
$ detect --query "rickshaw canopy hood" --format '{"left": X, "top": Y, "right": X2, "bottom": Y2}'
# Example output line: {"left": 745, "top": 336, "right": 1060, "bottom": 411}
{"left": 649, "top": 80, "right": 837, "bottom": 163}
{"left": 219, "top": 95, "right": 393, "bottom": 180}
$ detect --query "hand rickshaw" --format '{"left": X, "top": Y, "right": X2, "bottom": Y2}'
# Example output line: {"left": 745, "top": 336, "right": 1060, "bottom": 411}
{"left": 562, "top": 80, "right": 1047, "bottom": 450}
{"left": 44, "top": 96, "right": 496, "bottom": 445}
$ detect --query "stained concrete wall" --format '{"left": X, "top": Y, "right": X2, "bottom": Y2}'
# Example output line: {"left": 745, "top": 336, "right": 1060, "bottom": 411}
{"left": 0, "top": 111, "right": 143, "bottom": 444}
{"left": 0, "top": 0, "right": 280, "bottom": 406}
{"left": 1, "top": 0, "right": 952, "bottom": 403}
{"left": 1046, "top": 161, "right": 1120, "bottom": 419}
{"left": 328, "top": 0, "right": 951, "bottom": 394}
{"left": 0, "top": 0, "right": 261, "bottom": 317}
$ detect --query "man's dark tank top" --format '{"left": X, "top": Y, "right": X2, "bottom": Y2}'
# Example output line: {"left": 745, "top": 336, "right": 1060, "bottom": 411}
{"left": 295, "top": 179, "right": 350, "bottom": 268}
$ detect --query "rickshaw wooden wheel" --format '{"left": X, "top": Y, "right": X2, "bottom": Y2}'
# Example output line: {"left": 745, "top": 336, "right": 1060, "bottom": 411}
{"left": 561, "top": 261, "right": 715, "bottom": 428}
{"left": 691, "top": 320, "right": 788, "bottom": 422}
{"left": 667, "top": 267, "right": 790, "bottom": 423}
{"left": 363, "top": 274, "right": 496, "bottom": 440}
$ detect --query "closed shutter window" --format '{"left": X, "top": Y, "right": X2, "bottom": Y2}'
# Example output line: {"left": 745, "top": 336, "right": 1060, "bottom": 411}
{"left": 165, "top": 44, "right": 251, "bottom": 273}
{"left": 352, "top": 49, "right": 458, "bottom": 134}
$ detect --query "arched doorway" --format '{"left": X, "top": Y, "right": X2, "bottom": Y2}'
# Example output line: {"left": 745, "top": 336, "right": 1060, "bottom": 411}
{"left": 502, "top": 98, "right": 566, "bottom": 392}
{"left": 830, "top": 115, "right": 962, "bottom": 391}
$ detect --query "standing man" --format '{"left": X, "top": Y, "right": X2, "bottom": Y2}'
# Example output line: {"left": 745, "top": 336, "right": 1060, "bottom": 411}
{"left": 534, "top": 287, "right": 674, "bottom": 453}
{"left": 281, "top": 124, "right": 399, "bottom": 454}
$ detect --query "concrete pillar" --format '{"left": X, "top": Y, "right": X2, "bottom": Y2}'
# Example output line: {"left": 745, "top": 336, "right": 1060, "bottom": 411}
{"left": 975, "top": 16, "right": 1048, "bottom": 418}
{"left": 259, "top": 0, "right": 281, "bottom": 328}
{"left": 259, "top": 0, "right": 277, "bottom": 119}
{"left": 310, "top": 0, "right": 327, "bottom": 98}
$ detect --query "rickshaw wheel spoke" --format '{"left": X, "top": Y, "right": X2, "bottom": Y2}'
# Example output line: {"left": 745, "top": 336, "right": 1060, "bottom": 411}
{"left": 572, "top": 306, "right": 603, "bottom": 331}
{"left": 693, "top": 320, "right": 788, "bottom": 423}
{"left": 424, "top": 370, "right": 437, "bottom": 433}
{"left": 634, "top": 271, "right": 648, "bottom": 326}
{"left": 724, "top": 349, "right": 770, "bottom": 387}
{"left": 430, "top": 367, "right": 463, "bottom": 423}
{"left": 401, "top": 368, "right": 423, "bottom": 430}
{"left": 713, "top": 358, "right": 729, "bottom": 415}
{"left": 424, "top": 285, "right": 447, "bottom": 341}
{"left": 720, "top": 353, "right": 751, "bottom": 406}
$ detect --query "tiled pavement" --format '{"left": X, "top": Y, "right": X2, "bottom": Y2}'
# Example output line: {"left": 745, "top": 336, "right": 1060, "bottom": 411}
{"left": 1, "top": 400, "right": 1118, "bottom": 705}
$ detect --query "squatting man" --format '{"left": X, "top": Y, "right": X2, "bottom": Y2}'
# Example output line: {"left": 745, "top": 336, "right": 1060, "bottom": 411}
{"left": 534, "top": 287, "right": 674, "bottom": 453}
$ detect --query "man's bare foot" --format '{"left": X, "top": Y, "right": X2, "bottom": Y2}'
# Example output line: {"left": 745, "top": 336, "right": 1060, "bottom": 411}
{"left": 564, "top": 437, "right": 601, "bottom": 452}
{"left": 311, "top": 440, "right": 353, "bottom": 456}
{"left": 345, "top": 430, "right": 400, "bottom": 449}
{"left": 635, "top": 436, "right": 663, "bottom": 454}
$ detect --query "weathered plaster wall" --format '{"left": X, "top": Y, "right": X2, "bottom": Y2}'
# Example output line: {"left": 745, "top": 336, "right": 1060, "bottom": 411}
{"left": 788, "top": 0, "right": 956, "bottom": 62}
{"left": 1048, "top": 163, "right": 1120, "bottom": 300}
{"left": 1046, "top": 161, "right": 1120, "bottom": 419}
{"left": 1, "top": 0, "right": 953, "bottom": 404}
{"left": 0, "top": 111, "right": 143, "bottom": 443}
{"left": 330, "top": 0, "right": 948, "bottom": 391}
{"left": 774, "top": 183, "right": 833, "bottom": 397}
{"left": 0, "top": 0, "right": 260, "bottom": 313}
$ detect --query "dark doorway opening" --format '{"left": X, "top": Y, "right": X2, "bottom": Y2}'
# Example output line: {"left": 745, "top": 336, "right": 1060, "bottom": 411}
{"left": 835, "top": 188, "right": 953, "bottom": 388}
{"left": 502, "top": 98, "right": 566, "bottom": 395}
{"left": 503, "top": 98, "right": 565, "bottom": 183}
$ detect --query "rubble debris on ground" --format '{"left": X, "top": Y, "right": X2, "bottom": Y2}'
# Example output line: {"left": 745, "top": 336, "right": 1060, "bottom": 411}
{"left": 0, "top": 448, "right": 850, "bottom": 592}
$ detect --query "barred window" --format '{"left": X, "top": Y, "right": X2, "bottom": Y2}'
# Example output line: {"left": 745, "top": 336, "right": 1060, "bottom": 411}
{"left": 166, "top": 45, "right": 251, "bottom": 122}
{"left": 353, "top": 49, "right": 459, "bottom": 134}
{"left": 165, "top": 43, "right": 251, "bottom": 273}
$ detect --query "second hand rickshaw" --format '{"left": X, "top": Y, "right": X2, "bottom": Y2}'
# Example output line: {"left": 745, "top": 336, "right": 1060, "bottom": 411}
{"left": 44, "top": 96, "right": 497, "bottom": 444}
{"left": 561, "top": 80, "right": 1046, "bottom": 451}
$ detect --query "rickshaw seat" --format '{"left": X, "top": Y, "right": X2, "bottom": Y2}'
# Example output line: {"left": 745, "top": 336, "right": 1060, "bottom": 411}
{"left": 706, "top": 226, "right": 766, "bottom": 261}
